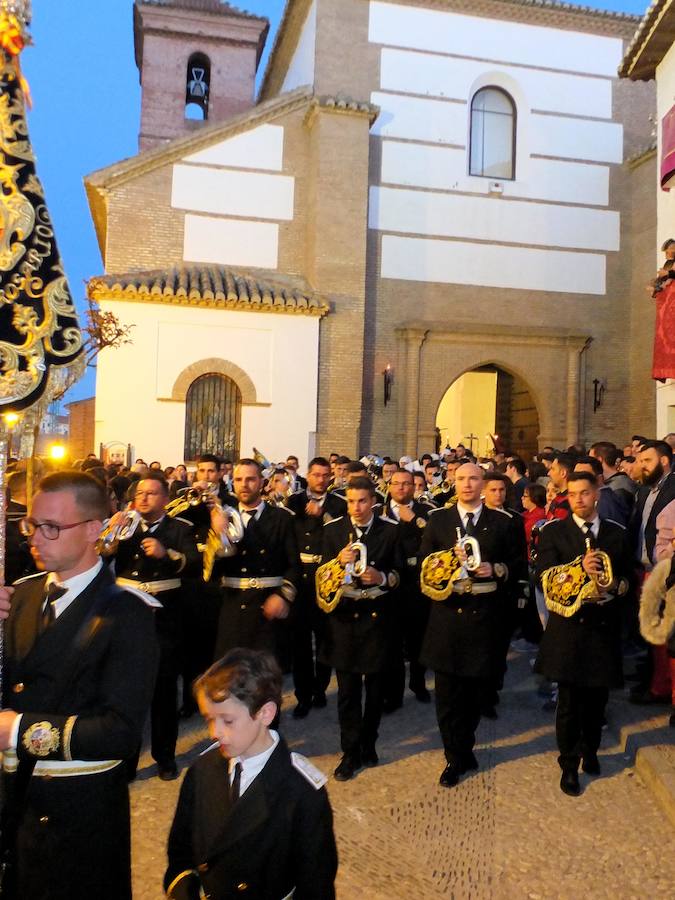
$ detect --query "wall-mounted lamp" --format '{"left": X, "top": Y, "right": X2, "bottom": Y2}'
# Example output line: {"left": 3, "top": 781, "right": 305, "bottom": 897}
{"left": 383, "top": 364, "right": 393, "bottom": 407}
{"left": 593, "top": 378, "right": 606, "bottom": 413}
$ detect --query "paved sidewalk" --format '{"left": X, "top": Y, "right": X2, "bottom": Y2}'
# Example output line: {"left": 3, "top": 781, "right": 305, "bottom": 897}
{"left": 130, "top": 653, "right": 675, "bottom": 899}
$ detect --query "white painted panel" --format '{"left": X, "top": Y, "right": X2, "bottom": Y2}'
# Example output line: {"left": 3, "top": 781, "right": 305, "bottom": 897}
{"left": 172, "top": 165, "right": 295, "bottom": 220}
{"left": 369, "top": 1, "right": 623, "bottom": 78}
{"left": 183, "top": 125, "right": 284, "bottom": 171}
{"left": 370, "top": 91, "right": 465, "bottom": 144}
{"left": 380, "top": 234, "right": 606, "bottom": 295}
{"left": 530, "top": 114, "right": 623, "bottom": 164}
{"left": 379, "top": 48, "right": 612, "bottom": 119}
{"left": 369, "top": 186, "right": 619, "bottom": 252}
{"left": 381, "top": 140, "right": 610, "bottom": 206}
{"left": 282, "top": 0, "right": 316, "bottom": 92}
{"left": 183, "top": 215, "right": 279, "bottom": 269}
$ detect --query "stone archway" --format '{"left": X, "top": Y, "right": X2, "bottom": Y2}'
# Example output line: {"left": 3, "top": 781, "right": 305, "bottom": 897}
{"left": 435, "top": 364, "right": 540, "bottom": 459}
{"left": 170, "top": 357, "right": 258, "bottom": 405}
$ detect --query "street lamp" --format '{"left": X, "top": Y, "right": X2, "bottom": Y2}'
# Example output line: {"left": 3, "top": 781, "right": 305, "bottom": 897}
{"left": 49, "top": 443, "right": 66, "bottom": 465}
{"left": 2, "top": 411, "right": 20, "bottom": 456}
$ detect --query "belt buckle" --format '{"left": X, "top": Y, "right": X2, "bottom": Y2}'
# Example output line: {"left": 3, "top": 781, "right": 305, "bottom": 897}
{"left": 462, "top": 581, "right": 473, "bottom": 594}
{"left": 248, "top": 577, "right": 260, "bottom": 589}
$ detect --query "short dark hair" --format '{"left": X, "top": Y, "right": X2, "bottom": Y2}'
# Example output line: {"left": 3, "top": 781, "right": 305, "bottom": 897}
{"left": 567, "top": 471, "right": 598, "bottom": 488}
{"left": 425, "top": 461, "right": 440, "bottom": 471}
{"left": 345, "top": 460, "right": 367, "bottom": 475}
{"left": 506, "top": 457, "right": 526, "bottom": 476}
{"left": 346, "top": 475, "right": 375, "bottom": 497}
{"left": 81, "top": 458, "right": 104, "bottom": 472}
{"left": 197, "top": 454, "right": 220, "bottom": 467}
{"left": 308, "top": 456, "right": 331, "bottom": 471}
{"left": 286, "top": 455, "right": 299, "bottom": 464}
{"left": 553, "top": 453, "right": 575, "bottom": 476}
{"left": 391, "top": 467, "right": 413, "bottom": 481}
{"left": 137, "top": 473, "right": 169, "bottom": 495}
{"left": 38, "top": 471, "right": 109, "bottom": 520}
{"left": 589, "top": 442, "right": 616, "bottom": 465}
{"left": 526, "top": 461, "right": 546, "bottom": 482}
{"left": 335, "top": 455, "right": 350, "bottom": 465}
{"left": 523, "top": 482, "right": 546, "bottom": 507}
{"left": 484, "top": 471, "right": 509, "bottom": 486}
{"left": 194, "top": 648, "right": 282, "bottom": 715}
{"left": 235, "top": 458, "right": 262, "bottom": 473}
{"left": 632, "top": 435, "right": 648, "bottom": 444}
{"left": 639, "top": 440, "right": 673, "bottom": 464}
{"left": 575, "top": 456, "right": 603, "bottom": 477}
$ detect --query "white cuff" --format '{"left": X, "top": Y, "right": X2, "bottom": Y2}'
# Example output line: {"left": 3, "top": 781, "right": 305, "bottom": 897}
{"left": 9, "top": 713, "right": 22, "bottom": 750}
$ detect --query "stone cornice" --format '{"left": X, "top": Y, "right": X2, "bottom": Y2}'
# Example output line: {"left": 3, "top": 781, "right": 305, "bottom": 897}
{"left": 304, "top": 94, "right": 380, "bottom": 128}
{"left": 619, "top": 0, "right": 675, "bottom": 81}
{"left": 397, "top": 321, "right": 590, "bottom": 349}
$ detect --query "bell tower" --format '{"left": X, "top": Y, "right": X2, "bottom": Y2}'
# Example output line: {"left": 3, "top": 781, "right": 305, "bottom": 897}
{"left": 133, "top": 0, "right": 269, "bottom": 150}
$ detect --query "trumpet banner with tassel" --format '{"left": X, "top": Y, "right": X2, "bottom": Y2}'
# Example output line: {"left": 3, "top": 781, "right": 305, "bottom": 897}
{"left": 540, "top": 556, "right": 596, "bottom": 618}
{"left": 0, "top": 2, "right": 83, "bottom": 411}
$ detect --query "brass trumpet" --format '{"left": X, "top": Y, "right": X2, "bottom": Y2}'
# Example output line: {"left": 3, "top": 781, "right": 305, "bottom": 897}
{"left": 584, "top": 537, "right": 614, "bottom": 597}
{"left": 344, "top": 541, "right": 368, "bottom": 584}
{"left": 96, "top": 510, "right": 142, "bottom": 554}
{"left": 456, "top": 527, "right": 481, "bottom": 573}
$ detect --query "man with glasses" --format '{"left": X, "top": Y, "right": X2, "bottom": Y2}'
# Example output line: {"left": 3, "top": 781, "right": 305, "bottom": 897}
{"left": 0, "top": 471, "right": 158, "bottom": 899}
{"left": 103, "top": 474, "right": 199, "bottom": 780}
{"left": 382, "top": 468, "right": 432, "bottom": 712}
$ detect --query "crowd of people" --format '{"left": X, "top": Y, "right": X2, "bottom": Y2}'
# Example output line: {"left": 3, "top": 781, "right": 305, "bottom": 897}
{"left": 1, "top": 432, "right": 675, "bottom": 898}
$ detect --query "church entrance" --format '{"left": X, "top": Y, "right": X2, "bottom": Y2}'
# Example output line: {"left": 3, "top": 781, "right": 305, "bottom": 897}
{"left": 435, "top": 365, "right": 540, "bottom": 459}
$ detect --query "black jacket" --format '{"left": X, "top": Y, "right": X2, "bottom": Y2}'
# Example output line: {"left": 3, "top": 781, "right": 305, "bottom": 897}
{"left": 318, "top": 515, "right": 401, "bottom": 673}
{"left": 419, "top": 505, "right": 519, "bottom": 678}
{"left": 535, "top": 516, "right": 631, "bottom": 687}
{"left": 1, "top": 566, "right": 158, "bottom": 899}
{"left": 165, "top": 738, "right": 337, "bottom": 900}
{"left": 112, "top": 515, "right": 201, "bottom": 589}
{"left": 630, "top": 472, "right": 675, "bottom": 566}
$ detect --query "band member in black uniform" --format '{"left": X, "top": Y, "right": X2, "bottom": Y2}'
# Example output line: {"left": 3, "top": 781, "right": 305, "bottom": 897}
{"left": 316, "top": 477, "right": 401, "bottom": 781}
{"left": 286, "top": 457, "right": 347, "bottom": 718}
{"left": 0, "top": 472, "right": 158, "bottom": 900}
{"left": 212, "top": 459, "right": 299, "bottom": 663}
{"left": 179, "top": 455, "right": 237, "bottom": 716}
{"left": 104, "top": 474, "right": 200, "bottom": 780}
{"left": 420, "top": 463, "right": 518, "bottom": 788}
{"left": 535, "top": 472, "right": 631, "bottom": 796}
{"left": 333, "top": 460, "right": 386, "bottom": 510}
{"left": 165, "top": 649, "right": 337, "bottom": 900}
{"left": 382, "top": 467, "right": 432, "bottom": 711}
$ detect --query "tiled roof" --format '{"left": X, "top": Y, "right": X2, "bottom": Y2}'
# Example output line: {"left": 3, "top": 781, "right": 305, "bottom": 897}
{"left": 88, "top": 265, "right": 329, "bottom": 317}
{"left": 619, "top": 0, "right": 675, "bottom": 80}
{"left": 138, "top": 0, "right": 266, "bottom": 20}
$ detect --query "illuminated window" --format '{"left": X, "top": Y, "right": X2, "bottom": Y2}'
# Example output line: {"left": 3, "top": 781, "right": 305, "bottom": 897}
{"left": 184, "top": 374, "right": 240, "bottom": 460}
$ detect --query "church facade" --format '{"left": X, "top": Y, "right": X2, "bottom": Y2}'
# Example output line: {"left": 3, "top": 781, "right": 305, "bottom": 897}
{"left": 87, "top": 0, "right": 657, "bottom": 466}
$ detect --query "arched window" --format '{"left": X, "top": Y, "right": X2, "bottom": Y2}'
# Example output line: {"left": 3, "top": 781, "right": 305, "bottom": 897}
{"left": 185, "top": 52, "right": 210, "bottom": 121}
{"left": 184, "top": 373, "right": 241, "bottom": 461}
{"left": 469, "top": 87, "right": 516, "bottom": 180}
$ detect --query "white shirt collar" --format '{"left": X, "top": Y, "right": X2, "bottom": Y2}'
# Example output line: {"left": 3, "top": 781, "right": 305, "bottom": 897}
{"left": 572, "top": 513, "right": 600, "bottom": 538}
{"left": 457, "top": 502, "right": 483, "bottom": 525}
{"left": 239, "top": 502, "right": 264, "bottom": 520}
{"left": 228, "top": 729, "right": 279, "bottom": 797}
{"left": 46, "top": 559, "right": 104, "bottom": 619}
{"left": 351, "top": 516, "right": 374, "bottom": 534}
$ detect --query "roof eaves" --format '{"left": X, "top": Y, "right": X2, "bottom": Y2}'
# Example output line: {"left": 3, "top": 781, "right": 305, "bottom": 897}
{"left": 619, "top": 0, "right": 674, "bottom": 80}
{"left": 84, "top": 85, "right": 313, "bottom": 192}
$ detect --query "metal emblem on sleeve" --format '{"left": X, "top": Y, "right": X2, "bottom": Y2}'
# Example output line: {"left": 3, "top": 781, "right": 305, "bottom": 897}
{"left": 22, "top": 721, "right": 60, "bottom": 758}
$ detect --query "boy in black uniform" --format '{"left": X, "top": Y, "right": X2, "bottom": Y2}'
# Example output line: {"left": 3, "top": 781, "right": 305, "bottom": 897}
{"left": 316, "top": 477, "right": 401, "bottom": 781}
{"left": 165, "top": 648, "right": 337, "bottom": 900}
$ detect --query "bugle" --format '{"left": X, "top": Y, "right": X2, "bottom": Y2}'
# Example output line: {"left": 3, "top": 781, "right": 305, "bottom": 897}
{"left": 344, "top": 541, "right": 367, "bottom": 584}
{"left": 455, "top": 527, "right": 481, "bottom": 573}
{"left": 96, "top": 510, "right": 142, "bottom": 554}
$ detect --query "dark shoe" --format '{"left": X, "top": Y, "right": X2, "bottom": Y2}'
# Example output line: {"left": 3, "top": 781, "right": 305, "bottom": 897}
{"left": 292, "top": 702, "right": 311, "bottom": 719}
{"left": 560, "top": 769, "right": 581, "bottom": 796}
{"left": 461, "top": 751, "right": 479, "bottom": 772}
{"left": 158, "top": 762, "right": 178, "bottom": 782}
{"left": 439, "top": 763, "right": 461, "bottom": 788}
{"left": 412, "top": 687, "right": 431, "bottom": 704}
{"left": 312, "top": 692, "right": 327, "bottom": 708}
{"left": 334, "top": 754, "right": 361, "bottom": 781}
{"left": 581, "top": 754, "right": 601, "bottom": 776}
{"left": 669, "top": 710, "right": 675, "bottom": 727}
{"left": 481, "top": 705, "right": 498, "bottom": 720}
{"left": 383, "top": 698, "right": 403, "bottom": 714}
{"left": 629, "top": 688, "right": 671, "bottom": 705}
{"left": 361, "top": 746, "right": 379, "bottom": 768}
{"left": 178, "top": 704, "right": 196, "bottom": 719}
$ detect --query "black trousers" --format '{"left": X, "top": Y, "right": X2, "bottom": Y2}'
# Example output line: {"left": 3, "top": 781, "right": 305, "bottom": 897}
{"left": 434, "top": 671, "right": 486, "bottom": 764}
{"left": 556, "top": 682, "right": 609, "bottom": 770}
{"left": 292, "top": 581, "right": 331, "bottom": 705}
{"left": 384, "top": 583, "right": 429, "bottom": 704}
{"left": 336, "top": 670, "right": 385, "bottom": 755}
{"left": 181, "top": 580, "right": 220, "bottom": 711}
{"left": 151, "top": 603, "right": 182, "bottom": 766}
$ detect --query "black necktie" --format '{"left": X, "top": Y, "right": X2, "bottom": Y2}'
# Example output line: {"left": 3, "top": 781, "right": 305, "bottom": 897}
{"left": 465, "top": 512, "right": 476, "bottom": 536}
{"left": 582, "top": 522, "right": 595, "bottom": 548}
{"left": 244, "top": 511, "right": 256, "bottom": 528}
{"left": 41, "top": 582, "right": 67, "bottom": 632}
{"left": 230, "top": 761, "right": 242, "bottom": 803}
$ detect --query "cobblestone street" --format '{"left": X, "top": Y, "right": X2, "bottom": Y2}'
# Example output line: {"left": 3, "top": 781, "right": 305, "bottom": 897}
{"left": 131, "top": 653, "right": 675, "bottom": 899}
